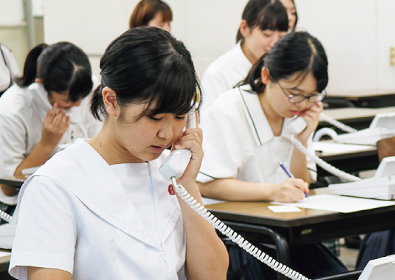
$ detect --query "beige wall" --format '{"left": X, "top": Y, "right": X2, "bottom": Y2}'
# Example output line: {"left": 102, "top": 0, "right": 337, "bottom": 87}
{"left": 0, "top": 17, "right": 44, "bottom": 71}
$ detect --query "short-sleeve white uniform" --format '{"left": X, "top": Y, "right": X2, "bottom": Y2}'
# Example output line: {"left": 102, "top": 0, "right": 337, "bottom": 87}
{"left": 9, "top": 139, "right": 186, "bottom": 280}
{"left": 200, "top": 42, "right": 251, "bottom": 118}
{"left": 197, "top": 85, "right": 316, "bottom": 186}
{"left": 0, "top": 83, "right": 102, "bottom": 204}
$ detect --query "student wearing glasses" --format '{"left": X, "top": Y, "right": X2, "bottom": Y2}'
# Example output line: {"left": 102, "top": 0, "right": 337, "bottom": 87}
{"left": 198, "top": 31, "right": 346, "bottom": 279}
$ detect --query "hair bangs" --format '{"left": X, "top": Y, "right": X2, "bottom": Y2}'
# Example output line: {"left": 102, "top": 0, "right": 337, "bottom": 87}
{"left": 311, "top": 55, "right": 329, "bottom": 93}
{"left": 258, "top": 2, "right": 288, "bottom": 32}
{"left": 160, "top": 2, "right": 172, "bottom": 22}
{"left": 68, "top": 68, "right": 93, "bottom": 102}
{"left": 142, "top": 62, "right": 198, "bottom": 117}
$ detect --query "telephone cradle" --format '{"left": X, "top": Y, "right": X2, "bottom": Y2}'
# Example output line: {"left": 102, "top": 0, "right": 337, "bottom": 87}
{"left": 329, "top": 156, "right": 395, "bottom": 200}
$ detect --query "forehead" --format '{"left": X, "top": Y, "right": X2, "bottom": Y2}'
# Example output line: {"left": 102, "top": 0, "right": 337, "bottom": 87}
{"left": 280, "top": 0, "right": 295, "bottom": 9}
{"left": 281, "top": 72, "right": 317, "bottom": 91}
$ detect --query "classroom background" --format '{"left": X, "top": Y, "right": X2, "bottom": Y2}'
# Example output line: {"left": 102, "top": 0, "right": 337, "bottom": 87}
{"left": 2, "top": 0, "right": 395, "bottom": 94}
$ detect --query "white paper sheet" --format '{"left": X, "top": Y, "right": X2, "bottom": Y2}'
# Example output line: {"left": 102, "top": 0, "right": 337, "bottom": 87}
{"left": 272, "top": 194, "right": 395, "bottom": 213}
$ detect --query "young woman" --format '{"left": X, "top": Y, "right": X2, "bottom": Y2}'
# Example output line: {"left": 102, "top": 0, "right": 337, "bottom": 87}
{"left": 198, "top": 31, "right": 347, "bottom": 279}
{"left": 9, "top": 27, "right": 228, "bottom": 280}
{"left": 0, "top": 42, "right": 101, "bottom": 221}
{"left": 279, "top": 0, "right": 298, "bottom": 31}
{"left": 129, "top": 0, "right": 172, "bottom": 32}
{"left": 200, "top": 0, "right": 288, "bottom": 116}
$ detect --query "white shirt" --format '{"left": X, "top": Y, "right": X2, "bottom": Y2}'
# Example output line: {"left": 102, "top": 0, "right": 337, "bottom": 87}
{"left": 9, "top": 139, "right": 186, "bottom": 280}
{"left": 200, "top": 42, "right": 252, "bottom": 118}
{"left": 197, "top": 85, "right": 316, "bottom": 186}
{"left": 0, "top": 83, "right": 102, "bottom": 204}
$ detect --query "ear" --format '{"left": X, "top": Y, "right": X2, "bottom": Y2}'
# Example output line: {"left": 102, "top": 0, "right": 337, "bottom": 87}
{"left": 239, "top": 20, "right": 251, "bottom": 39}
{"left": 35, "top": 78, "right": 42, "bottom": 84}
{"left": 102, "top": 87, "right": 119, "bottom": 118}
{"left": 261, "top": 67, "right": 270, "bottom": 85}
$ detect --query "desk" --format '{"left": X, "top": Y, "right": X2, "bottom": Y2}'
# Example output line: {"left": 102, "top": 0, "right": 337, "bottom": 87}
{"left": 314, "top": 142, "right": 378, "bottom": 177}
{"left": 324, "top": 89, "right": 395, "bottom": 108}
{"left": 205, "top": 188, "right": 395, "bottom": 280}
{"left": 318, "top": 107, "right": 395, "bottom": 131}
{"left": 0, "top": 176, "right": 25, "bottom": 190}
{"left": 0, "top": 250, "right": 11, "bottom": 274}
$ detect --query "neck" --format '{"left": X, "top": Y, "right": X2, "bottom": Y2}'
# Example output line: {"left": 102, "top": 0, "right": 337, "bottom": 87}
{"left": 259, "top": 92, "right": 283, "bottom": 136}
{"left": 240, "top": 40, "right": 258, "bottom": 64}
{"left": 87, "top": 118, "right": 143, "bottom": 165}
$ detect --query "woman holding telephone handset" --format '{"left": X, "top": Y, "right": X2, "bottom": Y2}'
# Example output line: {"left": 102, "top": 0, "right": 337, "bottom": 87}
{"left": 9, "top": 28, "right": 228, "bottom": 279}
{"left": 198, "top": 31, "right": 347, "bottom": 278}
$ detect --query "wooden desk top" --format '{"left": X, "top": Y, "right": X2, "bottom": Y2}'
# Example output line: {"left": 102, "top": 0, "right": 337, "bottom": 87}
{"left": 205, "top": 188, "right": 395, "bottom": 245}
{"left": 320, "top": 106, "right": 395, "bottom": 123}
{"left": 327, "top": 88, "right": 395, "bottom": 99}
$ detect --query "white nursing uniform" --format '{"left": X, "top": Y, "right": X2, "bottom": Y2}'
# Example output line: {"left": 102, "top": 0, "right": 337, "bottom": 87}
{"left": 200, "top": 41, "right": 252, "bottom": 118}
{"left": 0, "top": 83, "right": 102, "bottom": 204}
{"left": 9, "top": 139, "right": 186, "bottom": 280}
{"left": 197, "top": 85, "right": 316, "bottom": 187}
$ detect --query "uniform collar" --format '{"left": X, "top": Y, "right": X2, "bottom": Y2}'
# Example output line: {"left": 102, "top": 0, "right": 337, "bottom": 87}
{"left": 238, "top": 85, "right": 294, "bottom": 146}
{"left": 33, "top": 139, "right": 181, "bottom": 248}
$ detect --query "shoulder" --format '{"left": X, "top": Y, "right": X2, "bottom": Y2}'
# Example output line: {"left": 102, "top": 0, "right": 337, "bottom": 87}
{"left": 204, "top": 44, "right": 244, "bottom": 76}
{"left": 0, "top": 85, "right": 31, "bottom": 118}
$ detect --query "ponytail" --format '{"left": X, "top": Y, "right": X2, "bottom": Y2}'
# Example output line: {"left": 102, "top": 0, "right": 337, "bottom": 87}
{"left": 90, "top": 84, "right": 106, "bottom": 121}
{"left": 242, "top": 55, "right": 266, "bottom": 93}
{"left": 15, "top": 43, "right": 47, "bottom": 87}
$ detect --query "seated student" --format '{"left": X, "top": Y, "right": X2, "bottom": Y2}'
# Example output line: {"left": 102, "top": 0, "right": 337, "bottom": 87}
{"left": 200, "top": 0, "right": 288, "bottom": 116}
{"left": 0, "top": 42, "right": 101, "bottom": 222}
{"left": 0, "top": 43, "right": 20, "bottom": 96}
{"left": 129, "top": 0, "right": 172, "bottom": 32}
{"left": 279, "top": 0, "right": 298, "bottom": 32}
{"left": 9, "top": 27, "right": 229, "bottom": 280}
{"left": 198, "top": 31, "right": 347, "bottom": 279}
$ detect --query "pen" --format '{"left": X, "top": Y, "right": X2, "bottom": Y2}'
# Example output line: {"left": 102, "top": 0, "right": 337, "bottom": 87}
{"left": 278, "top": 161, "right": 309, "bottom": 198}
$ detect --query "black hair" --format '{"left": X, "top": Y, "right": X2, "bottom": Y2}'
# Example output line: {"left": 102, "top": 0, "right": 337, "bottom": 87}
{"left": 243, "top": 31, "right": 329, "bottom": 94}
{"left": 16, "top": 42, "right": 92, "bottom": 102}
{"left": 91, "top": 27, "right": 201, "bottom": 121}
{"left": 236, "top": 0, "right": 288, "bottom": 43}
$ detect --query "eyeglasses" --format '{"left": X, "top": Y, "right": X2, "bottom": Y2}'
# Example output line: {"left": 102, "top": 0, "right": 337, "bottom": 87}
{"left": 277, "top": 82, "right": 326, "bottom": 103}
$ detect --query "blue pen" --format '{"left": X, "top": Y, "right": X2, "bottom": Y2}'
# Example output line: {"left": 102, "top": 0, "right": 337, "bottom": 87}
{"left": 278, "top": 161, "right": 309, "bottom": 198}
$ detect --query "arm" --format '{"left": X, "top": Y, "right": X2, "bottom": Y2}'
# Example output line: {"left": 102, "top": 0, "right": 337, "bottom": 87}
{"left": 175, "top": 126, "right": 229, "bottom": 280}
{"left": 198, "top": 177, "right": 308, "bottom": 203}
{"left": 13, "top": 103, "right": 70, "bottom": 176}
{"left": 27, "top": 267, "right": 71, "bottom": 280}
{"left": 291, "top": 102, "right": 323, "bottom": 184}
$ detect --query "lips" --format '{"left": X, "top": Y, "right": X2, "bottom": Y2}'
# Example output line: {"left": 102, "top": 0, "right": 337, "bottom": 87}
{"left": 151, "top": 145, "right": 166, "bottom": 153}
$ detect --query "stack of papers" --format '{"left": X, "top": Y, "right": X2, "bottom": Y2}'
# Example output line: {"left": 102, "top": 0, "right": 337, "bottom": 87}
{"left": 272, "top": 194, "right": 395, "bottom": 213}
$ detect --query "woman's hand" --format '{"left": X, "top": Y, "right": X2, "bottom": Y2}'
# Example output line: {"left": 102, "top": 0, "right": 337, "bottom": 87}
{"left": 270, "top": 178, "right": 309, "bottom": 203}
{"left": 40, "top": 103, "right": 71, "bottom": 148}
{"left": 296, "top": 101, "right": 323, "bottom": 144}
{"left": 172, "top": 124, "right": 203, "bottom": 188}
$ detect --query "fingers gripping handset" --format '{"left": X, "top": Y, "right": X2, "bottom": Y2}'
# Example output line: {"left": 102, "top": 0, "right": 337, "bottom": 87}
{"left": 159, "top": 109, "right": 196, "bottom": 180}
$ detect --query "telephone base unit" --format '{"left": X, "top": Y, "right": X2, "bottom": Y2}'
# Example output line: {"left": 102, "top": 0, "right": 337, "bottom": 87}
{"left": 329, "top": 176, "right": 395, "bottom": 200}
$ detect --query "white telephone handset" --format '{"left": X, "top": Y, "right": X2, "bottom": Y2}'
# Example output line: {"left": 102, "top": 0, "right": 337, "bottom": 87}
{"left": 159, "top": 109, "right": 310, "bottom": 280}
{"left": 286, "top": 116, "right": 308, "bottom": 135}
